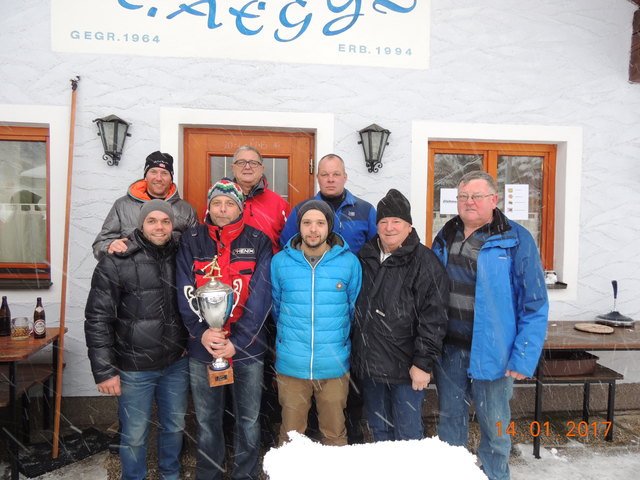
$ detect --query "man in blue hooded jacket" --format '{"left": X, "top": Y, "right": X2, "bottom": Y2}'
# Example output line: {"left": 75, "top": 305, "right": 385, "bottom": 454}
{"left": 271, "top": 200, "right": 361, "bottom": 446}
{"left": 279, "top": 153, "right": 375, "bottom": 443}
{"left": 432, "top": 171, "right": 549, "bottom": 480}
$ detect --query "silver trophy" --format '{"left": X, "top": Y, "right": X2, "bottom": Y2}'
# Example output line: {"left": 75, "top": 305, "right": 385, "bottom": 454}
{"left": 184, "top": 257, "right": 237, "bottom": 371}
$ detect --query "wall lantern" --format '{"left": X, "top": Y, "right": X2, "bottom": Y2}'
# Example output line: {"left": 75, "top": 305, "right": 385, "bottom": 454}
{"left": 93, "top": 114, "right": 131, "bottom": 166}
{"left": 358, "top": 123, "right": 390, "bottom": 173}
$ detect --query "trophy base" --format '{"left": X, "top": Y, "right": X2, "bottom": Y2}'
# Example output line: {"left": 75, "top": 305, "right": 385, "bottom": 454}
{"left": 208, "top": 366, "right": 234, "bottom": 387}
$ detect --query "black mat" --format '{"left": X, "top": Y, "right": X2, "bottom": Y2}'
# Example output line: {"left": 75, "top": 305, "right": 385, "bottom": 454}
{"left": 17, "top": 427, "right": 111, "bottom": 478}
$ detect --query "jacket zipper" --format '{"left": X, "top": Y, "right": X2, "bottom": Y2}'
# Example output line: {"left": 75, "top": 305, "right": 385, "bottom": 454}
{"left": 310, "top": 264, "right": 315, "bottom": 379}
{"left": 303, "top": 250, "right": 328, "bottom": 380}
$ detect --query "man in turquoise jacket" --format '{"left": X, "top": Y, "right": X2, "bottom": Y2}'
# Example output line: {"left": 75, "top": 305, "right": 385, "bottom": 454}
{"left": 278, "top": 153, "right": 376, "bottom": 444}
{"left": 271, "top": 200, "right": 361, "bottom": 446}
{"left": 432, "top": 171, "right": 548, "bottom": 480}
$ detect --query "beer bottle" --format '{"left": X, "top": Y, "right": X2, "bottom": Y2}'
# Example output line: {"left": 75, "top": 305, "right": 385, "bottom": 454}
{"left": 0, "top": 296, "right": 10, "bottom": 336}
{"left": 33, "top": 297, "right": 46, "bottom": 339}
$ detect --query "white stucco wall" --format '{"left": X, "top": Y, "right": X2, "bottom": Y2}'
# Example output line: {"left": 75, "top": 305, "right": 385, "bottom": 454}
{"left": 1, "top": 0, "right": 639, "bottom": 394}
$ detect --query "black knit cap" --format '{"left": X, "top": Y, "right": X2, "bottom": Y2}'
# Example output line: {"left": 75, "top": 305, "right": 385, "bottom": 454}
{"left": 376, "top": 188, "right": 412, "bottom": 224}
{"left": 144, "top": 151, "right": 174, "bottom": 178}
{"left": 297, "top": 200, "right": 334, "bottom": 232}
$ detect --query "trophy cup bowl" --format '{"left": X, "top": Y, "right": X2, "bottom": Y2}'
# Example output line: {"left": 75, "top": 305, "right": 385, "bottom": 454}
{"left": 195, "top": 281, "right": 234, "bottom": 371}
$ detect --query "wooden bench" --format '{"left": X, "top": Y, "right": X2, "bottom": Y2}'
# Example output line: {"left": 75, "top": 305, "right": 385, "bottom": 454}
{"left": 0, "top": 363, "right": 57, "bottom": 442}
{"left": 518, "top": 363, "right": 624, "bottom": 458}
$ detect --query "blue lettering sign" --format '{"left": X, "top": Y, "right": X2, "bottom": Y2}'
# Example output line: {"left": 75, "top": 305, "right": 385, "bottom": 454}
{"left": 229, "top": 0, "right": 266, "bottom": 36}
{"left": 167, "top": 1, "right": 222, "bottom": 29}
{"left": 118, "top": 0, "right": 143, "bottom": 10}
{"left": 275, "top": 0, "right": 311, "bottom": 42}
{"left": 323, "top": 0, "right": 363, "bottom": 37}
{"left": 114, "top": 0, "right": 418, "bottom": 42}
{"left": 372, "top": 0, "right": 416, "bottom": 14}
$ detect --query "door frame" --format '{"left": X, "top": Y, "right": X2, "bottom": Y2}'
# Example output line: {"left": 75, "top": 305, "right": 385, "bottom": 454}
{"left": 183, "top": 128, "right": 315, "bottom": 219}
{"left": 159, "top": 107, "right": 334, "bottom": 193}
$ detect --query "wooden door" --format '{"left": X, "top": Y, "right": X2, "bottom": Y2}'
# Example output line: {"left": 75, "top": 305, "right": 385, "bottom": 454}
{"left": 184, "top": 129, "right": 314, "bottom": 220}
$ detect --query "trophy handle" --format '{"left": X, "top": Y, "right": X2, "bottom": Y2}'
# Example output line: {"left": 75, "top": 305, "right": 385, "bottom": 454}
{"left": 229, "top": 279, "right": 242, "bottom": 318}
{"left": 183, "top": 285, "right": 202, "bottom": 319}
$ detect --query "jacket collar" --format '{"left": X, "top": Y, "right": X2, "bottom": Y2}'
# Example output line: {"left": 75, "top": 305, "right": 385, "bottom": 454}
{"left": 440, "top": 207, "right": 511, "bottom": 245}
{"left": 205, "top": 214, "right": 245, "bottom": 246}
{"left": 285, "top": 232, "right": 348, "bottom": 262}
{"left": 128, "top": 178, "right": 178, "bottom": 202}
{"left": 237, "top": 176, "right": 268, "bottom": 200}
{"left": 312, "top": 189, "right": 356, "bottom": 210}
{"left": 360, "top": 228, "right": 421, "bottom": 264}
{"left": 116, "top": 229, "right": 177, "bottom": 259}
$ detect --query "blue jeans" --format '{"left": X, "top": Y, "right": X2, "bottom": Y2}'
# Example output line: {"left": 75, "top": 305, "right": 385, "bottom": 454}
{"left": 361, "top": 377, "right": 426, "bottom": 442}
{"left": 435, "top": 344, "right": 514, "bottom": 480}
{"left": 189, "top": 358, "right": 264, "bottom": 480}
{"left": 118, "top": 356, "right": 189, "bottom": 480}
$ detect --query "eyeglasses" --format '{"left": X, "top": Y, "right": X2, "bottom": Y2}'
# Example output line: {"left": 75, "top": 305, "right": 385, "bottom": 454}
{"left": 233, "top": 160, "right": 262, "bottom": 168}
{"left": 456, "top": 193, "right": 494, "bottom": 202}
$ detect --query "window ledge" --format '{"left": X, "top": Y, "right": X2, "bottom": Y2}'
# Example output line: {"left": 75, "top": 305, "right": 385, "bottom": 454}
{"left": 0, "top": 279, "right": 52, "bottom": 289}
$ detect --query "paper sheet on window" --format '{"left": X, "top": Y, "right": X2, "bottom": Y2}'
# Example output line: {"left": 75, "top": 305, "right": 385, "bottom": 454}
{"left": 504, "top": 184, "right": 529, "bottom": 220}
{"left": 439, "top": 188, "right": 458, "bottom": 215}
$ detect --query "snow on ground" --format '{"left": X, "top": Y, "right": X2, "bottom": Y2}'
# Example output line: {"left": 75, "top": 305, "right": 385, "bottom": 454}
{"left": 510, "top": 443, "right": 640, "bottom": 480}
{"left": 263, "top": 431, "right": 487, "bottom": 479}
{"left": 1, "top": 437, "right": 639, "bottom": 479}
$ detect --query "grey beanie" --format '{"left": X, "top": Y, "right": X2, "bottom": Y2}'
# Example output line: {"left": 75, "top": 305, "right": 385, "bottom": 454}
{"left": 297, "top": 200, "right": 334, "bottom": 232}
{"left": 139, "top": 199, "right": 175, "bottom": 228}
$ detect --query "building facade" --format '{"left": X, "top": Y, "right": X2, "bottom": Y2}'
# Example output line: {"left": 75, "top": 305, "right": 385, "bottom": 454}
{"left": 1, "top": 0, "right": 639, "bottom": 396}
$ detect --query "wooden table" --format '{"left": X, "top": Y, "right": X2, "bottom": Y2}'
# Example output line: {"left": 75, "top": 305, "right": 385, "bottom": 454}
{"left": 544, "top": 321, "right": 640, "bottom": 351}
{"left": 1, "top": 328, "right": 63, "bottom": 480}
{"left": 528, "top": 321, "right": 639, "bottom": 458}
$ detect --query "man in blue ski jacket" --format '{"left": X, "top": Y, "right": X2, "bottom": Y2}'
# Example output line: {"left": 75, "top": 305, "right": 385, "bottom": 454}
{"left": 272, "top": 200, "right": 361, "bottom": 446}
{"left": 432, "top": 171, "right": 549, "bottom": 480}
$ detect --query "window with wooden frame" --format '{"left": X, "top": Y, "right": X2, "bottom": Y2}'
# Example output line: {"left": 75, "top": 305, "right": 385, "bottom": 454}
{"left": 0, "top": 126, "right": 51, "bottom": 289}
{"left": 427, "top": 141, "right": 556, "bottom": 270}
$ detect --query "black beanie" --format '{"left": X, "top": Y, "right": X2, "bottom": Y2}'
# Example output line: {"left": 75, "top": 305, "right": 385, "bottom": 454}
{"left": 297, "top": 200, "right": 335, "bottom": 232}
{"left": 376, "top": 189, "right": 412, "bottom": 224}
{"left": 144, "top": 151, "right": 174, "bottom": 178}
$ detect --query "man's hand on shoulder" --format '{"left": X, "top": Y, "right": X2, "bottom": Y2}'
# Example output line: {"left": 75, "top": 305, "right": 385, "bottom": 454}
{"left": 97, "top": 375, "right": 121, "bottom": 396}
{"left": 107, "top": 238, "right": 129, "bottom": 254}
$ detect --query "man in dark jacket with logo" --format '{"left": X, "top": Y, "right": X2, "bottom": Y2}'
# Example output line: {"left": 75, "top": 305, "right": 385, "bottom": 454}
{"left": 92, "top": 151, "right": 198, "bottom": 259}
{"left": 85, "top": 199, "right": 189, "bottom": 480}
{"left": 176, "top": 179, "right": 272, "bottom": 480}
{"left": 352, "top": 189, "right": 448, "bottom": 442}
{"left": 432, "top": 171, "right": 548, "bottom": 480}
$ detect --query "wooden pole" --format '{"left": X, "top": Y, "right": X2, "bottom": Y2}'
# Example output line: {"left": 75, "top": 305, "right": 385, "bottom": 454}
{"left": 630, "top": 8, "right": 640, "bottom": 83}
{"left": 52, "top": 75, "right": 80, "bottom": 458}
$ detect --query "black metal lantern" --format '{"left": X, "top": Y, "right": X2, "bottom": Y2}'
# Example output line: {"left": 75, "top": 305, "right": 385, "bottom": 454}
{"left": 358, "top": 124, "right": 390, "bottom": 173}
{"left": 93, "top": 114, "right": 131, "bottom": 166}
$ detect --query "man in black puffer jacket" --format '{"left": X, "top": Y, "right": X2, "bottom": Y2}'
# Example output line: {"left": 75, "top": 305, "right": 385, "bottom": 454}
{"left": 85, "top": 199, "right": 188, "bottom": 480}
{"left": 351, "top": 189, "right": 449, "bottom": 442}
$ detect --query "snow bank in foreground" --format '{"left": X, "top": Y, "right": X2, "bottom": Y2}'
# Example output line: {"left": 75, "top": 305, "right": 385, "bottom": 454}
{"left": 263, "top": 432, "right": 488, "bottom": 480}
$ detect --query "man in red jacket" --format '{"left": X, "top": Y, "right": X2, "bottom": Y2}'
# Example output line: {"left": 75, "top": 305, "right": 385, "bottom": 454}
{"left": 231, "top": 145, "right": 290, "bottom": 254}
{"left": 230, "top": 145, "right": 290, "bottom": 446}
